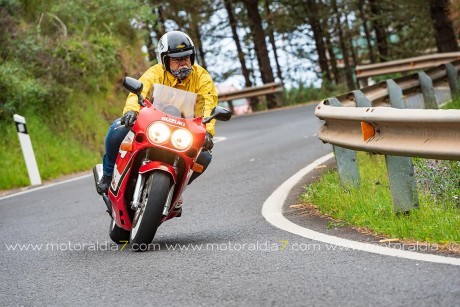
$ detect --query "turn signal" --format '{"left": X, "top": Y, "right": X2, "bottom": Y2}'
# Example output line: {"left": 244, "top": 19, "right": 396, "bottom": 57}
{"left": 191, "top": 163, "right": 204, "bottom": 173}
{"left": 120, "top": 142, "right": 133, "bottom": 152}
{"left": 360, "top": 122, "right": 375, "bottom": 141}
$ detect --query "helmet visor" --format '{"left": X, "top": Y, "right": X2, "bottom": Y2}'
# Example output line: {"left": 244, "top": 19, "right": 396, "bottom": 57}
{"left": 168, "top": 49, "right": 194, "bottom": 58}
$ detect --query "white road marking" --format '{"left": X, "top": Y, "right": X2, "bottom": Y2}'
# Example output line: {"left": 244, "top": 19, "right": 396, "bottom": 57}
{"left": 0, "top": 174, "right": 92, "bottom": 201}
{"left": 0, "top": 138, "right": 230, "bottom": 202}
{"left": 262, "top": 153, "right": 460, "bottom": 266}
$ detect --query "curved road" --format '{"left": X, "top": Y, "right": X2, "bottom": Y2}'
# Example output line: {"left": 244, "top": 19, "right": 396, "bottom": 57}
{"left": 1, "top": 105, "right": 458, "bottom": 306}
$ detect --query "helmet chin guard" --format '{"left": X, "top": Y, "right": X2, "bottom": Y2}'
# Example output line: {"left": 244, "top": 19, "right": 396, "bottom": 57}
{"left": 157, "top": 31, "right": 196, "bottom": 72}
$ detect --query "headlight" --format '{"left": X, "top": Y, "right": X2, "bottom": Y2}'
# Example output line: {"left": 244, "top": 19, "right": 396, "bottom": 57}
{"left": 147, "top": 122, "right": 170, "bottom": 144}
{"left": 170, "top": 128, "right": 193, "bottom": 150}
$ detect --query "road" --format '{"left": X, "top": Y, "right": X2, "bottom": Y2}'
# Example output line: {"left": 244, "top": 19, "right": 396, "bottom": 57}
{"left": 1, "top": 104, "right": 458, "bottom": 306}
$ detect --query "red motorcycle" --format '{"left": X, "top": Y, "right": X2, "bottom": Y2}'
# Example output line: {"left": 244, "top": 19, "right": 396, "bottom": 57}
{"left": 93, "top": 77, "right": 231, "bottom": 251}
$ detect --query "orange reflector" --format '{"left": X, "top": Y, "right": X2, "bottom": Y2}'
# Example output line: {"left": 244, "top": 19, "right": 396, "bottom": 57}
{"left": 360, "top": 122, "right": 375, "bottom": 141}
{"left": 120, "top": 142, "right": 133, "bottom": 152}
{"left": 191, "top": 163, "right": 204, "bottom": 173}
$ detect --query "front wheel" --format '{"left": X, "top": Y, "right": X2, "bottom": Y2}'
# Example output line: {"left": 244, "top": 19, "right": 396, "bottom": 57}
{"left": 130, "top": 171, "right": 173, "bottom": 252}
{"left": 109, "top": 218, "right": 130, "bottom": 244}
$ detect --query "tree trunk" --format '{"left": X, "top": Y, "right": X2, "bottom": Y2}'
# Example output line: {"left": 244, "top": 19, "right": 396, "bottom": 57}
{"left": 243, "top": 0, "right": 281, "bottom": 109}
{"left": 224, "top": 0, "right": 252, "bottom": 88}
{"left": 265, "top": 0, "right": 283, "bottom": 84}
{"left": 333, "top": 0, "right": 355, "bottom": 91}
{"left": 223, "top": 0, "right": 259, "bottom": 109}
{"left": 324, "top": 19, "right": 339, "bottom": 84}
{"left": 148, "top": 5, "right": 167, "bottom": 63}
{"left": 304, "top": 0, "right": 332, "bottom": 82}
{"left": 429, "top": 0, "right": 459, "bottom": 52}
{"left": 343, "top": 11, "right": 357, "bottom": 66}
{"left": 153, "top": 5, "right": 166, "bottom": 38}
{"left": 368, "top": 0, "right": 388, "bottom": 62}
{"left": 358, "top": 0, "right": 376, "bottom": 63}
{"left": 190, "top": 18, "right": 208, "bottom": 69}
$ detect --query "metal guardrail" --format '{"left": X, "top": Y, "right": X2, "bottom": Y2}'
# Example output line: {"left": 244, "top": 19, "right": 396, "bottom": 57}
{"left": 315, "top": 59, "right": 460, "bottom": 213}
{"left": 217, "top": 82, "right": 283, "bottom": 102}
{"left": 356, "top": 52, "right": 460, "bottom": 79}
{"left": 316, "top": 105, "right": 460, "bottom": 160}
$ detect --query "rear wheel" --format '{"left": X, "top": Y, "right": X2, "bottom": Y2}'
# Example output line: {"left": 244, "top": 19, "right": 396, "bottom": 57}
{"left": 130, "top": 171, "right": 173, "bottom": 252}
{"left": 109, "top": 218, "right": 130, "bottom": 244}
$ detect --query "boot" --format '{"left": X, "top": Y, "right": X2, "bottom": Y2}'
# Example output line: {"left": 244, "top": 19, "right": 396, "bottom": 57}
{"left": 96, "top": 175, "right": 112, "bottom": 195}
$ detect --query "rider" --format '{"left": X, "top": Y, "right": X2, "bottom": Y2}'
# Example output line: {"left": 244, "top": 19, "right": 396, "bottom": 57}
{"left": 96, "top": 30, "right": 218, "bottom": 195}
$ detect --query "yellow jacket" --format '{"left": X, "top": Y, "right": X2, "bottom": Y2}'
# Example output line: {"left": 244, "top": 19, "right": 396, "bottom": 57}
{"left": 123, "top": 64, "right": 218, "bottom": 136}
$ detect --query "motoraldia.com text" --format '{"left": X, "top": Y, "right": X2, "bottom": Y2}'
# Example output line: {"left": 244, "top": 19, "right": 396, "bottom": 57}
{"left": 4, "top": 240, "right": 457, "bottom": 252}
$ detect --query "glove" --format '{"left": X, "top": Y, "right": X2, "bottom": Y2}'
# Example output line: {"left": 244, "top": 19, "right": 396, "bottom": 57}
{"left": 120, "top": 110, "right": 137, "bottom": 128}
{"left": 203, "top": 132, "right": 214, "bottom": 151}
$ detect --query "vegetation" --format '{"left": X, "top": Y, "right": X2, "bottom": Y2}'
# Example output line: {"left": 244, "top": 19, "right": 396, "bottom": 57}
{"left": 0, "top": 0, "right": 459, "bottom": 191}
{"left": 283, "top": 81, "right": 348, "bottom": 105}
{"left": 301, "top": 152, "right": 459, "bottom": 243}
{"left": 442, "top": 96, "right": 460, "bottom": 109}
{"left": 0, "top": 0, "right": 150, "bottom": 190}
{"left": 301, "top": 97, "right": 460, "bottom": 243}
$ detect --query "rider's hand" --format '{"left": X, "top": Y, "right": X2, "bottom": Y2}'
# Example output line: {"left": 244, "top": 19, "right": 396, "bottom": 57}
{"left": 203, "top": 132, "right": 214, "bottom": 151}
{"left": 120, "top": 110, "right": 138, "bottom": 128}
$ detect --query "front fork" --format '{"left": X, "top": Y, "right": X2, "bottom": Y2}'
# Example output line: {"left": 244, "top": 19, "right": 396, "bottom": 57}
{"left": 130, "top": 156, "right": 179, "bottom": 217}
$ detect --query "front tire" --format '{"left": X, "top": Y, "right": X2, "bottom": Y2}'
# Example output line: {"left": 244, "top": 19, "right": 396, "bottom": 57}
{"left": 130, "top": 171, "right": 172, "bottom": 252}
{"left": 109, "top": 218, "right": 130, "bottom": 244}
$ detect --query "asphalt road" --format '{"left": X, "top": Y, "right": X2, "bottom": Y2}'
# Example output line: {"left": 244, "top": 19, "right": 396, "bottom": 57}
{"left": 1, "top": 104, "right": 459, "bottom": 306}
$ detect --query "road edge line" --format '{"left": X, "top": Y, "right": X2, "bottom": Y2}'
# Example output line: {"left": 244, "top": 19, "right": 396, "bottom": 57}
{"left": 0, "top": 174, "right": 92, "bottom": 201}
{"left": 261, "top": 153, "right": 460, "bottom": 266}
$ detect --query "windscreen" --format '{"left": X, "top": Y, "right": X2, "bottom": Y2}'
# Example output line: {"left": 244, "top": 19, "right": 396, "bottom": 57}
{"left": 151, "top": 84, "right": 197, "bottom": 118}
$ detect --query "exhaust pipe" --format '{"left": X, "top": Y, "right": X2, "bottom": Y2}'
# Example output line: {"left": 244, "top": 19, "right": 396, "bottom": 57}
{"left": 93, "top": 164, "right": 103, "bottom": 188}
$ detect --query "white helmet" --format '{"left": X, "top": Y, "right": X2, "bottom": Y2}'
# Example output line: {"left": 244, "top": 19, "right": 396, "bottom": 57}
{"left": 157, "top": 31, "right": 196, "bottom": 72}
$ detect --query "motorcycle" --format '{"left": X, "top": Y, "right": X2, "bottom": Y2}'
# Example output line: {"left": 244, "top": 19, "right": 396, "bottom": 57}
{"left": 93, "top": 77, "right": 231, "bottom": 252}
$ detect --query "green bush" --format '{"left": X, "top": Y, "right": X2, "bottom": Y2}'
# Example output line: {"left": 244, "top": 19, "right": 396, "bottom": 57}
{"left": 0, "top": 0, "right": 151, "bottom": 190}
{"left": 284, "top": 80, "right": 348, "bottom": 105}
{"left": 0, "top": 61, "right": 52, "bottom": 119}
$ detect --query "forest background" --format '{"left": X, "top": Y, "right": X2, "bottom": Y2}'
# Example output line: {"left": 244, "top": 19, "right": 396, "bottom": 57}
{"left": 0, "top": 0, "right": 459, "bottom": 189}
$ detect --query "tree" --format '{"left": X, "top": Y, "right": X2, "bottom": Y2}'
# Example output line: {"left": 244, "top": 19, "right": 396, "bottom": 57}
{"left": 429, "top": 0, "right": 459, "bottom": 52}
{"left": 356, "top": 0, "right": 376, "bottom": 63}
{"left": 332, "top": 0, "right": 355, "bottom": 90}
{"left": 242, "top": 0, "right": 281, "bottom": 108}
{"left": 148, "top": 0, "right": 214, "bottom": 67}
{"left": 368, "top": 0, "right": 389, "bottom": 62}
{"left": 264, "top": 0, "right": 283, "bottom": 84}
{"left": 223, "top": 0, "right": 252, "bottom": 88}
{"left": 305, "top": 0, "right": 332, "bottom": 82}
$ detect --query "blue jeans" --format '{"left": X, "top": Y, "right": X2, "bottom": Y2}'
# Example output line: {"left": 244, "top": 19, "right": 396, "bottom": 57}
{"left": 102, "top": 118, "right": 211, "bottom": 183}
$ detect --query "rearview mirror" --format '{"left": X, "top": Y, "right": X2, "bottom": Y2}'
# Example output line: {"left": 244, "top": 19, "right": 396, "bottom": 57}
{"left": 203, "top": 106, "right": 232, "bottom": 124}
{"left": 123, "top": 77, "right": 143, "bottom": 95}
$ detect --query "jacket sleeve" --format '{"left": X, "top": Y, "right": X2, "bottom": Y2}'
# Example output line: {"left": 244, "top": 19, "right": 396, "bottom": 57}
{"left": 198, "top": 72, "right": 218, "bottom": 136}
{"left": 122, "top": 67, "right": 157, "bottom": 116}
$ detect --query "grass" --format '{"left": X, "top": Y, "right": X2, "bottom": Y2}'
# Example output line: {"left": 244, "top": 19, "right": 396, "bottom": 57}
{"left": 0, "top": 81, "right": 124, "bottom": 191}
{"left": 0, "top": 112, "right": 102, "bottom": 189}
{"left": 300, "top": 152, "right": 460, "bottom": 243}
{"left": 301, "top": 95, "right": 460, "bottom": 244}
{"left": 442, "top": 96, "right": 460, "bottom": 109}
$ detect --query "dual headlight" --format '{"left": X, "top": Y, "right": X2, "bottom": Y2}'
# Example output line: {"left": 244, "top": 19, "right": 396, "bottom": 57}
{"left": 147, "top": 122, "right": 193, "bottom": 151}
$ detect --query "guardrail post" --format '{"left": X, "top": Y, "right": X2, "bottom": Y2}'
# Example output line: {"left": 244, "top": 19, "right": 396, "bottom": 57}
{"left": 445, "top": 63, "right": 459, "bottom": 98}
{"left": 13, "top": 114, "right": 42, "bottom": 186}
{"left": 353, "top": 90, "right": 372, "bottom": 107}
{"left": 418, "top": 72, "right": 438, "bottom": 109}
{"left": 328, "top": 98, "right": 360, "bottom": 188}
{"left": 385, "top": 80, "right": 419, "bottom": 213}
